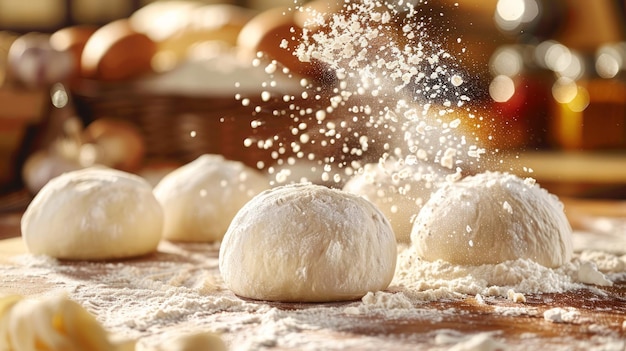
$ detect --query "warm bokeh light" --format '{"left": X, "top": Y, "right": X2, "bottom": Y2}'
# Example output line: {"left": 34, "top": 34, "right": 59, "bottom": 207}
{"left": 552, "top": 77, "right": 589, "bottom": 112}
{"left": 489, "top": 74, "right": 515, "bottom": 103}
{"left": 494, "top": 0, "right": 540, "bottom": 32}
{"left": 595, "top": 44, "right": 625, "bottom": 79}
{"left": 490, "top": 46, "right": 523, "bottom": 77}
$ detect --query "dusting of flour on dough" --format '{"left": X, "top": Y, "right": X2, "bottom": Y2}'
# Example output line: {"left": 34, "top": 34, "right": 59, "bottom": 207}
{"left": 3, "top": 239, "right": 625, "bottom": 350}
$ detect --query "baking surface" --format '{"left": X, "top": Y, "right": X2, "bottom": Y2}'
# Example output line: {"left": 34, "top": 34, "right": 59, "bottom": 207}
{"left": 0, "top": 182, "right": 625, "bottom": 350}
{"left": 0, "top": 223, "right": 625, "bottom": 350}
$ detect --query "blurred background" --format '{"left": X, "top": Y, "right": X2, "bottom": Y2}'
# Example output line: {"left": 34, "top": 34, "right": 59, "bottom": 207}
{"left": 1, "top": 0, "right": 626, "bottom": 203}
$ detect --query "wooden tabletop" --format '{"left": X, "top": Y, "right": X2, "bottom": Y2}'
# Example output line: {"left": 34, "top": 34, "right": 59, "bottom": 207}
{"left": 1, "top": 149, "right": 625, "bottom": 349}
{"left": 0, "top": 206, "right": 625, "bottom": 350}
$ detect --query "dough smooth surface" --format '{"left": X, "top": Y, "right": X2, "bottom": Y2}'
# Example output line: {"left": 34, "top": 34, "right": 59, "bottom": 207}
{"left": 21, "top": 167, "right": 163, "bottom": 260}
{"left": 411, "top": 172, "right": 573, "bottom": 268}
{"left": 343, "top": 160, "right": 447, "bottom": 243}
{"left": 219, "top": 183, "right": 397, "bottom": 302}
{"left": 0, "top": 295, "right": 134, "bottom": 351}
{"left": 153, "top": 154, "right": 270, "bottom": 242}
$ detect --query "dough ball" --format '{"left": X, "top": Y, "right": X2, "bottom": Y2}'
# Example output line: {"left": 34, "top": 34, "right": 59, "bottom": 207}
{"left": 153, "top": 154, "right": 270, "bottom": 242}
{"left": 411, "top": 172, "right": 573, "bottom": 268}
{"left": 343, "top": 160, "right": 448, "bottom": 243}
{"left": 0, "top": 295, "right": 135, "bottom": 351}
{"left": 219, "top": 183, "right": 397, "bottom": 302}
{"left": 21, "top": 167, "right": 163, "bottom": 260}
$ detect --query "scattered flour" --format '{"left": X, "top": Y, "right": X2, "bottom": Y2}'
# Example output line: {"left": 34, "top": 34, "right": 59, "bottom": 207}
{"left": 2, "top": 0, "right": 625, "bottom": 350}
{"left": 543, "top": 307, "right": 581, "bottom": 324}
{"left": 435, "top": 332, "right": 506, "bottom": 351}
{"left": 245, "top": 0, "right": 487, "bottom": 186}
{"left": 2, "top": 238, "right": 624, "bottom": 350}
{"left": 392, "top": 245, "right": 591, "bottom": 300}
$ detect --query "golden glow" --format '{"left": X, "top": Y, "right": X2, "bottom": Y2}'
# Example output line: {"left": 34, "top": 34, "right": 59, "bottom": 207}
{"left": 489, "top": 75, "right": 515, "bottom": 103}
{"left": 566, "top": 86, "right": 590, "bottom": 113}
{"left": 495, "top": 0, "right": 540, "bottom": 32}
{"left": 490, "top": 46, "right": 523, "bottom": 76}
{"left": 552, "top": 77, "right": 578, "bottom": 104}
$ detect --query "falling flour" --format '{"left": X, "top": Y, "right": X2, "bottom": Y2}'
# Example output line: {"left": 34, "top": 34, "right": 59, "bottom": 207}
{"left": 242, "top": 0, "right": 487, "bottom": 186}
{"left": 2, "top": 0, "right": 625, "bottom": 350}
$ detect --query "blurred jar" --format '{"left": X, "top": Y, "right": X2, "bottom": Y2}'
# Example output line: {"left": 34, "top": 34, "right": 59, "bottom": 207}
{"left": 487, "top": 44, "right": 553, "bottom": 149}
{"left": 482, "top": 0, "right": 567, "bottom": 150}
{"left": 546, "top": 0, "right": 626, "bottom": 150}
{"left": 548, "top": 42, "right": 626, "bottom": 150}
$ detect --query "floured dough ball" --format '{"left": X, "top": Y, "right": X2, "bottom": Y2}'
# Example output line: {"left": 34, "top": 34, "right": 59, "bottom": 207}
{"left": 0, "top": 295, "right": 135, "bottom": 351}
{"left": 343, "top": 160, "right": 447, "bottom": 243}
{"left": 153, "top": 154, "right": 270, "bottom": 242}
{"left": 219, "top": 183, "right": 397, "bottom": 302}
{"left": 21, "top": 167, "right": 163, "bottom": 260}
{"left": 411, "top": 172, "right": 573, "bottom": 268}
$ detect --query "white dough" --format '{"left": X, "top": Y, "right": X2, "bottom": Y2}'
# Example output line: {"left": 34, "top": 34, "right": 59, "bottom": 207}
{"left": 153, "top": 154, "right": 270, "bottom": 242}
{"left": 343, "top": 160, "right": 447, "bottom": 243}
{"left": 21, "top": 167, "right": 163, "bottom": 260}
{"left": 0, "top": 295, "right": 135, "bottom": 351}
{"left": 411, "top": 172, "right": 573, "bottom": 268}
{"left": 219, "top": 183, "right": 397, "bottom": 302}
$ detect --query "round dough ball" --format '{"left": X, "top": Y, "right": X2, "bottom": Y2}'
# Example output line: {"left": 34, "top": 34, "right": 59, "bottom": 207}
{"left": 411, "top": 172, "right": 573, "bottom": 268}
{"left": 219, "top": 183, "right": 397, "bottom": 302}
{"left": 153, "top": 154, "right": 270, "bottom": 242}
{"left": 21, "top": 167, "right": 163, "bottom": 260}
{"left": 343, "top": 160, "right": 448, "bottom": 243}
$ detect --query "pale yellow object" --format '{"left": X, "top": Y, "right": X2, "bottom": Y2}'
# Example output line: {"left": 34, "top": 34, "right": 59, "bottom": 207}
{"left": 0, "top": 295, "right": 134, "bottom": 351}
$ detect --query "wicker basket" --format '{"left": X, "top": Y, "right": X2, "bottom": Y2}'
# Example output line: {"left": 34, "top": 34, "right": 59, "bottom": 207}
{"left": 71, "top": 79, "right": 380, "bottom": 171}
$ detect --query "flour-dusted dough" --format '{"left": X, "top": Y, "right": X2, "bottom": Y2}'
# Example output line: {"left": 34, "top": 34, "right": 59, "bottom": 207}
{"left": 153, "top": 154, "right": 270, "bottom": 242}
{"left": 411, "top": 172, "right": 573, "bottom": 268}
{"left": 21, "top": 167, "right": 163, "bottom": 260}
{"left": 0, "top": 295, "right": 135, "bottom": 351}
{"left": 219, "top": 183, "right": 397, "bottom": 302}
{"left": 343, "top": 160, "right": 447, "bottom": 243}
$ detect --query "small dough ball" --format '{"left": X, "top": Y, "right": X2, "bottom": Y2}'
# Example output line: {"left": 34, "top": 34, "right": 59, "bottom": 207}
{"left": 411, "top": 172, "right": 573, "bottom": 268}
{"left": 21, "top": 167, "right": 163, "bottom": 260}
{"left": 0, "top": 295, "right": 135, "bottom": 351}
{"left": 343, "top": 160, "right": 448, "bottom": 243}
{"left": 153, "top": 154, "right": 270, "bottom": 242}
{"left": 219, "top": 183, "right": 397, "bottom": 302}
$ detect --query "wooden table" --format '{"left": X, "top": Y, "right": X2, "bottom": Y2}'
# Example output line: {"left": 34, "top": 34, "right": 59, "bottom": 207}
{"left": 0, "top": 205, "right": 625, "bottom": 350}
{"left": 1, "top": 150, "right": 625, "bottom": 349}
